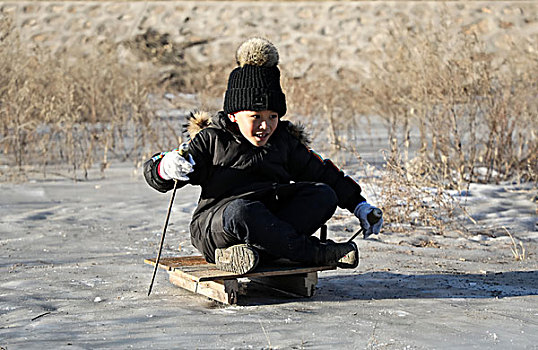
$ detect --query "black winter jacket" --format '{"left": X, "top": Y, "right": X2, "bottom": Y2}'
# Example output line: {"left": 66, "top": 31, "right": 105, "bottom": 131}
{"left": 144, "top": 111, "right": 366, "bottom": 251}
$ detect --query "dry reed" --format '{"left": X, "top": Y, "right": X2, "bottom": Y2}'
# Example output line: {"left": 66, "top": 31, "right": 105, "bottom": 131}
{"left": 1, "top": 14, "right": 536, "bottom": 234}
{"left": 0, "top": 18, "right": 172, "bottom": 180}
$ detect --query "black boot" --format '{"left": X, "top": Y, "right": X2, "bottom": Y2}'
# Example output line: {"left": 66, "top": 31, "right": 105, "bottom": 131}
{"left": 320, "top": 241, "right": 359, "bottom": 269}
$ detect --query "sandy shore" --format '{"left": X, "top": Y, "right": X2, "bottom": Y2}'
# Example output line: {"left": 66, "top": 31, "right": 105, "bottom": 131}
{"left": 3, "top": 1, "right": 537, "bottom": 77}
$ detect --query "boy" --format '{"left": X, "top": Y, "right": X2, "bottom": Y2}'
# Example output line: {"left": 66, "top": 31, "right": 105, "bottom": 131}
{"left": 144, "top": 38, "right": 382, "bottom": 274}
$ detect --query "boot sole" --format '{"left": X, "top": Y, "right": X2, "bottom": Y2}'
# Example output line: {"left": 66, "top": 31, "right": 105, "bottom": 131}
{"left": 214, "top": 244, "right": 259, "bottom": 275}
{"left": 337, "top": 241, "right": 360, "bottom": 269}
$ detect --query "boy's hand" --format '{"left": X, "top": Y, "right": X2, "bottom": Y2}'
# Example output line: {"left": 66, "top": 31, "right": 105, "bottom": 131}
{"left": 159, "top": 150, "right": 195, "bottom": 181}
{"left": 354, "top": 202, "right": 383, "bottom": 238}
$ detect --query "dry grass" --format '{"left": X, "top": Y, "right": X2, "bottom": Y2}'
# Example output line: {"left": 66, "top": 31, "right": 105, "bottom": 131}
{"left": 371, "top": 26, "right": 536, "bottom": 187}
{"left": 503, "top": 226, "right": 526, "bottom": 261}
{"left": 0, "top": 19, "right": 226, "bottom": 181}
{"left": 0, "top": 18, "right": 176, "bottom": 180}
{"left": 359, "top": 19, "right": 537, "bottom": 232}
{"left": 281, "top": 17, "right": 537, "bottom": 233}
{"left": 1, "top": 13, "right": 536, "bottom": 234}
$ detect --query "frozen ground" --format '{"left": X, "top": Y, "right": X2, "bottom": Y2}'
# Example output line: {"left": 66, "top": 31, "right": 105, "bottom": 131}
{"left": 1, "top": 162, "right": 536, "bottom": 349}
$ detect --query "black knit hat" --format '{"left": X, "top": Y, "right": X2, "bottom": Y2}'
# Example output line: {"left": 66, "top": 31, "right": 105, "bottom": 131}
{"left": 223, "top": 38, "right": 287, "bottom": 117}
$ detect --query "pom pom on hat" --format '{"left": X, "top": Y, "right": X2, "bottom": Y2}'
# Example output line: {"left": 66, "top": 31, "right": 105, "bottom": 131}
{"left": 236, "top": 37, "right": 279, "bottom": 67}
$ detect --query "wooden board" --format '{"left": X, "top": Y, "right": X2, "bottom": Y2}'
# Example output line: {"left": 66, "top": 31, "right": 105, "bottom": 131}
{"left": 168, "top": 272, "right": 239, "bottom": 305}
{"left": 145, "top": 256, "right": 336, "bottom": 282}
{"left": 145, "top": 255, "right": 209, "bottom": 271}
{"left": 145, "top": 255, "right": 336, "bottom": 304}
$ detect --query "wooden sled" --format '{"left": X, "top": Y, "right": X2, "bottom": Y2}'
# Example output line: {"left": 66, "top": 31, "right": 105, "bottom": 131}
{"left": 145, "top": 255, "right": 336, "bottom": 305}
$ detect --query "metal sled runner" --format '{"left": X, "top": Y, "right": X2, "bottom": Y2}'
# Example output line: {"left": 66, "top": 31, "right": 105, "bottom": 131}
{"left": 144, "top": 255, "right": 336, "bottom": 304}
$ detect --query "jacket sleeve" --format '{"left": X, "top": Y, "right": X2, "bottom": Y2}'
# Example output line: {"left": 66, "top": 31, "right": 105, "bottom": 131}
{"left": 287, "top": 137, "right": 366, "bottom": 213}
{"left": 143, "top": 128, "right": 213, "bottom": 193}
{"left": 143, "top": 152, "right": 183, "bottom": 193}
{"left": 183, "top": 129, "right": 212, "bottom": 186}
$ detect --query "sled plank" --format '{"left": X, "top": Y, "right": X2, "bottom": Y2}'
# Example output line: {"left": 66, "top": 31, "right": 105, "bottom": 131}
{"left": 145, "top": 256, "right": 335, "bottom": 281}
{"left": 168, "top": 271, "right": 239, "bottom": 305}
{"left": 145, "top": 256, "right": 335, "bottom": 304}
{"left": 144, "top": 256, "right": 208, "bottom": 271}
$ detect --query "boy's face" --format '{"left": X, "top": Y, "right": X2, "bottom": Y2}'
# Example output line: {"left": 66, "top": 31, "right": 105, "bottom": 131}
{"left": 228, "top": 110, "right": 279, "bottom": 147}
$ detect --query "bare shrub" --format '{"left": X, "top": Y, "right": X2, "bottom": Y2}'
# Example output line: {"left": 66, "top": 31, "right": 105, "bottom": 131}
{"left": 1, "top": 12, "right": 535, "bottom": 236}
{"left": 283, "top": 17, "right": 536, "bottom": 233}
{"left": 0, "top": 17, "right": 172, "bottom": 180}
{"left": 0, "top": 20, "right": 232, "bottom": 181}
{"left": 381, "top": 22, "right": 535, "bottom": 232}
{"left": 356, "top": 18, "right": 537, "bottom": 188}
{"left": 283, "top": 70, "right": 369, "bottom": 166}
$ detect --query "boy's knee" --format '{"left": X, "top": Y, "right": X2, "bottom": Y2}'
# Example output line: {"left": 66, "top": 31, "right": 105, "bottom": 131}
{"left": 224, "top": 198, "right": 249, "bottom": 215}
{"left": 223, "top": 199, "right": 261, "bottom": 224}
{"left": 314, "top": 183, "right": 338, "bottom": 207}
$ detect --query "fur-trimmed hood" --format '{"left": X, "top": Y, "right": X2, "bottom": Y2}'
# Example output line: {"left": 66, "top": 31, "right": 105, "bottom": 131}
{"left": 185, "top": 111, "right": 311, "bottom": 147}
{"left": 185, "top": 111, "right": 213, "bottom": 140}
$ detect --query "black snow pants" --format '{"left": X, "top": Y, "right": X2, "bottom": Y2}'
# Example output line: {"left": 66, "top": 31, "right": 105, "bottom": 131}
{"left": 199, "top": 182, "right": 338, "bottom": 264}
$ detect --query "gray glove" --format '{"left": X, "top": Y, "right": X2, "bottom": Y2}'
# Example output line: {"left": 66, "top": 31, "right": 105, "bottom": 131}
{"left": 354, "top": 202, "right": 383, "bottom": 238}
{"left": 159, "top": 150, "right": 195, "bottom": 181}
